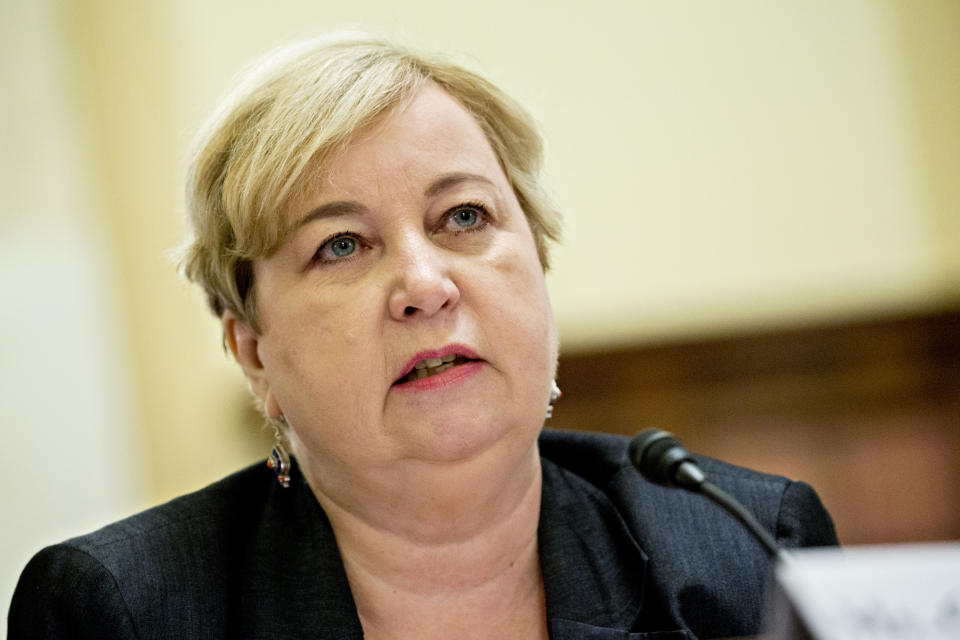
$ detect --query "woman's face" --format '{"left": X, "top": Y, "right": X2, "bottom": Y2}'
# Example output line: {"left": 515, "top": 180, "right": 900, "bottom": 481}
{"left": 232, "top": 84, "right": 558, "bottom": 480}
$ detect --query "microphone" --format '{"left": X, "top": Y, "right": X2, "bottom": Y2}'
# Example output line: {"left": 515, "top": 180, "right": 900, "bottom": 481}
{"left": 629, "top": 428, "right": 787, "bottom": 562}
{"left": 628, "top": 428, "right": 707, "bottom": 489}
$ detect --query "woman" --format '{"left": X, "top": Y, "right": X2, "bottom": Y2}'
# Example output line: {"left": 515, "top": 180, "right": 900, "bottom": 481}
{"left": 10, "top": 35, "right": 836, "bottom": 639}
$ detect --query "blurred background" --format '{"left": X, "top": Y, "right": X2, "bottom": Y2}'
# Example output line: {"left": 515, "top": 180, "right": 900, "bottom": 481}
{"left": 2, "top": 0, "right": 958, "bottom": 622}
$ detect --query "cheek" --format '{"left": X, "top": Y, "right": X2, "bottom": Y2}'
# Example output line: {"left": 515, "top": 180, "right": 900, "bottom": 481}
{"left": 257, "top": 283, "right": 386, "bottom": 416}
{"left": 484, "top": 234, "right": 558, "bottom": 375}
{"left": 264, "top": 279, "right": 374, "bottom": 356}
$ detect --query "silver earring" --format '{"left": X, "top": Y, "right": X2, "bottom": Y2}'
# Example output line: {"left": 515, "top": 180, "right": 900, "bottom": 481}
{"left": 266, "top": 416, "right": 291, "bottom": 488}
{"left": 546, "top": 380, "right": 562, "bottom": 419}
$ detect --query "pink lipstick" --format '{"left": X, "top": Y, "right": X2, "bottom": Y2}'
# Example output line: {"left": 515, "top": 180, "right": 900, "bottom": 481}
{"left": 393, "top": 344, "right": 484, "bottom": 392}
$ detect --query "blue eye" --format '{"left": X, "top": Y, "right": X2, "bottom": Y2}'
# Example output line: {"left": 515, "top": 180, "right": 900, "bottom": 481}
{"left": 445, "top": 201, "right": 492, "bottom": 232}
{"left": 451, "top": 207, "right": 479, "bottom": 228}
{"left": 314, "top": 234, "right": 360, "bottom": 265}
{"left": 330, "top": 236, "right": 356, "bottom": 257}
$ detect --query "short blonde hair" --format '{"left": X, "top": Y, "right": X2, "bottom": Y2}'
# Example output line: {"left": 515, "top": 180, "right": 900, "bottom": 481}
{"left": 181, "top": 34, "right": 562, "bottom": 332}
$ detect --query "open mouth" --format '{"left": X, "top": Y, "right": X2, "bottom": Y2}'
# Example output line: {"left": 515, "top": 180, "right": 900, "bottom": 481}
{"left": 396, "top": 354, "right": 473, "bottom": 384}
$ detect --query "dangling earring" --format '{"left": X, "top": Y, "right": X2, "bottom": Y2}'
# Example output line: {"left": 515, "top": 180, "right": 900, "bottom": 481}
{"left": 266, "top": 416, "right": 291, "bottom": 488}
{"left": 545, "top": 380, "right": 562, "bottom": 419}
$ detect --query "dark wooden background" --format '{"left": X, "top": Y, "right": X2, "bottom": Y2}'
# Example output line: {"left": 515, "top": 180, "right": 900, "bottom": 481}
{"left": 549, "top": 308, "right": 960, "bottom": 545}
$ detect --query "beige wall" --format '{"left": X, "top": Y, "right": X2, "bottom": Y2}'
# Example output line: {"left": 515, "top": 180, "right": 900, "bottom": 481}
{"left": 1, "top": 0, "right": 143, "bottom": 625}
{"left": 3, "top": 2, "right": 958, "bottom": 608}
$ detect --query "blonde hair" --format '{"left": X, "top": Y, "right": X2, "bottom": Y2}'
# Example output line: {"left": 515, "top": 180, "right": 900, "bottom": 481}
{"left": 181, "top": 34, "right": 561, "bottom": 332}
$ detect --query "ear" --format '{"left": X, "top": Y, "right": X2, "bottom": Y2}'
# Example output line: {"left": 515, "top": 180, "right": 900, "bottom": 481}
{"left": 223, "top": 311, "right": 282, "bottom": 420}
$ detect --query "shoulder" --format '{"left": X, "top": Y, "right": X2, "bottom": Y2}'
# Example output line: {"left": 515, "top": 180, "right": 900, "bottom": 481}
{"left": 9, "top": 544, "right": 139, "bottom": 639}
{"left": 538, "top": 428, "right": 798, "bottom": 543}
{"left": 538, "top": 427, "right": 835, "bottom": 547}
{"left": 540, "top": 427, "right": 787, "bottom": 484}
{"left": 539, "top": 427, "right": 790, "bottom": 498}
{"left": 9, "top": 462, "right": 276, "bottom": 639}
{"left": 57, "top": 460, "right": 273, "bottom": 567}
{"left": 537, "top": 428, "right": 837, "bottom": 637}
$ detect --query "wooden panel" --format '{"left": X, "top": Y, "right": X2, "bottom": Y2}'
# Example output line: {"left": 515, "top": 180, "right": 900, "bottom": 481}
{"left": 550, "top": 310, "right": 960, "bottom": 545}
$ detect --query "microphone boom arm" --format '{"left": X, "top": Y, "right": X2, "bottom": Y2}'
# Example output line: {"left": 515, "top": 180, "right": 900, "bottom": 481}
{"left": 629, "top": 429, "right": 789, "bottom": 563}
{"left": 698, "top": 479, "right": 788, "bottom": 563}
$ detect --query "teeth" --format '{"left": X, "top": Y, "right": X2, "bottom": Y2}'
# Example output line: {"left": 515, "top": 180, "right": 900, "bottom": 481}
{"left": 414, "top": 356, "right": 451, "bottom": 370}
{"left": 404, "top": 356, "right": 465, "bottom": 382}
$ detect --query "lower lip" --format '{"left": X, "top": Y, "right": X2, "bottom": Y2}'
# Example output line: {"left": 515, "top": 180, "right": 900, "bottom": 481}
{"left": 392, "top": 361, "right": 486, "bottom": 393}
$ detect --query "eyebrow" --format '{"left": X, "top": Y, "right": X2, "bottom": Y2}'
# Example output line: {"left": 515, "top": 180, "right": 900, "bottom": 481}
{"left": 294, "top": 172, "right": 497, "bottom": 230}
{"left": 294, "top": 200, "right": 366, "bottom": 230}
{"left": 423, "top": 172, "right": 496, "bottom": 198}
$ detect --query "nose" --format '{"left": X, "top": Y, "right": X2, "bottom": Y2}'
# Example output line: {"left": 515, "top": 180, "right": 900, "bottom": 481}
{"left": 387, "top": 236, "right": 461, "bottom": 321}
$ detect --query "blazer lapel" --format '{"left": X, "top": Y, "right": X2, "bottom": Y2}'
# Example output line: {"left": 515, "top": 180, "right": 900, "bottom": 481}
{"left": 539, "top": 459, "right": 691, "bottom": 639}
{"left": 549, "top": 620, "right": 694, "bottom": 639}
{"left": 232, "top": 457, "right": 690, "bottom": 639}
{"left": 233, "top": 463, "right": 364, "bottom": 639}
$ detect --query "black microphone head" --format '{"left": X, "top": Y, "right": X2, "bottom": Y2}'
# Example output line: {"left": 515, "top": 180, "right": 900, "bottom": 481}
{"left": 628, "top": 428, "right": 701, "bottom": 488}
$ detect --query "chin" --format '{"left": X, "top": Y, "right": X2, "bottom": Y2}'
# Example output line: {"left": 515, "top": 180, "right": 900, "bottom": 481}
{"left": 404, "top": 413, "right": 540, "bottom": 465}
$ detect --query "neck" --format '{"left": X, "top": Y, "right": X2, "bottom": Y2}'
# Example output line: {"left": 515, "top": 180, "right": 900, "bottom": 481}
{"left": 300, "top": 440, "right": 547, "bottom": 639}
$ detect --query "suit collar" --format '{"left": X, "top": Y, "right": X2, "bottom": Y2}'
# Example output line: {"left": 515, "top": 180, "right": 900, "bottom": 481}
{"left": 539, "top": 459, "right": 694, "bottom": 639}
{"left": 539, "top": 457, "right": 649, "bottom": 635}
{"left": 236, "top": 462, "right": 364, "bottom": 639}
{"left": 242, "top": 457, "right": 687, "bottom": 639}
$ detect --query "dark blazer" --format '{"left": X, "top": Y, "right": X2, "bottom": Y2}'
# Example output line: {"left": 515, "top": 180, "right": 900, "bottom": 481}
{"left": 9, "top": 429, "right": 837, "bottom": 639}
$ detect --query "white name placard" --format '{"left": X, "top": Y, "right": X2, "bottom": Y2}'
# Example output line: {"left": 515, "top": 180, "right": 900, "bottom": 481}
{"left": 769, "top": 543, "right": 960, "bottom": 640}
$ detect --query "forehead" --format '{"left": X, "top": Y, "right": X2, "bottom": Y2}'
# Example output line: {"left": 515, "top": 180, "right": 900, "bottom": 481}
{"left": 306, "top": 84, "right": 505, "bottom": 203}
